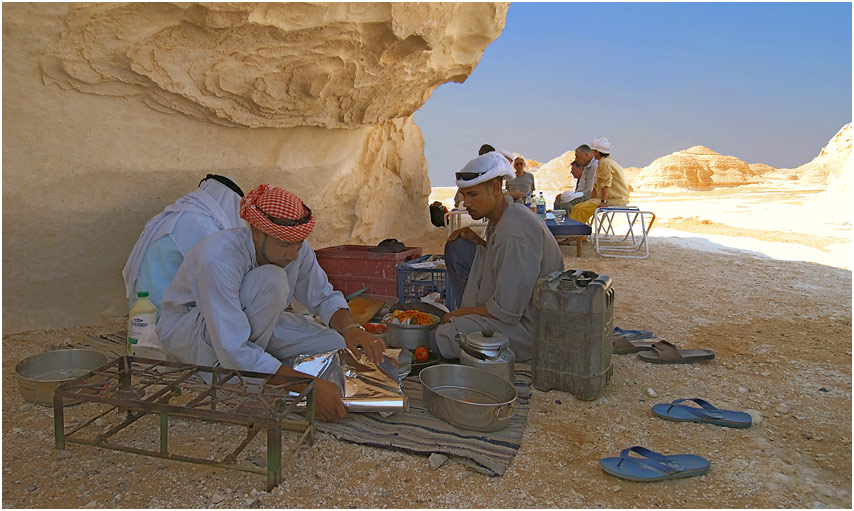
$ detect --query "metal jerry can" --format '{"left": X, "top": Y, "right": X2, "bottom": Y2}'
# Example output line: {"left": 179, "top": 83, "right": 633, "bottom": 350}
{"left": 532, "top": 269, "right": 615, "bottom": 400}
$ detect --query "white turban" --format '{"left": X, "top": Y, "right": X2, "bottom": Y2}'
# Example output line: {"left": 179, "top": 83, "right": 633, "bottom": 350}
{"left": 592, "top": 137, "right": 612, "bottom": 154}
{"left": 496, "top": 149, "right": 514, "bottom": 162}
{"left": 455, "top": 152, "right": 516, "bottom": 188}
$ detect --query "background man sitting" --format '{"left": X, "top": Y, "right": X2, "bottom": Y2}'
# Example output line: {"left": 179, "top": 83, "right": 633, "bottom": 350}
{"left": 437, "top": 152, "right": 564, "bottom": 361}
{"left": 554, "top": 144, "right": 598, "bottom": 214}
{"left": 569, "top": 137, "right": 630, "bottom": 224}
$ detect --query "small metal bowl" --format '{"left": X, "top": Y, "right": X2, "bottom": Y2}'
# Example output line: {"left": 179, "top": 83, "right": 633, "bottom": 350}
{"left": 15, "top": 349, "right": 108, "bottom": 406}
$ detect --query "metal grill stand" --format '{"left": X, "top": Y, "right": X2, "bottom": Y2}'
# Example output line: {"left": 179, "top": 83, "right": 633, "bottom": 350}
{"left": 53, "top": 356, "right": 315, "bottom": 491}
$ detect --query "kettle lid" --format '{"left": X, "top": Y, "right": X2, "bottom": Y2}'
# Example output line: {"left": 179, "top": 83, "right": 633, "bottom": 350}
{"left": 465, "top": 329, "right": 510, "bottom": 350}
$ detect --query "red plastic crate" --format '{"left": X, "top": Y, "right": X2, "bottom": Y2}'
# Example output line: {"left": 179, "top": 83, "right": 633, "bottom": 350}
{"left": 315, "top": 245, "right": 422, "bottom": 297}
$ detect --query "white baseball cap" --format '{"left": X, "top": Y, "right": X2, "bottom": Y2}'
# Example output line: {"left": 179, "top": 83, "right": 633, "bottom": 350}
{"left": 591, "top": 137, "right": 612, "bottom": 154}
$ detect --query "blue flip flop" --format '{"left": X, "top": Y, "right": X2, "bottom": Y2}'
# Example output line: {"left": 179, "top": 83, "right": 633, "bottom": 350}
{"left": 613, "top": 327, "right": 654, "bottom": 341}
{"left": 652, "top": 398, "right": 753, "bottom": 429}
{"left": 600, "top": 446, "right": 710, "bottom": 482}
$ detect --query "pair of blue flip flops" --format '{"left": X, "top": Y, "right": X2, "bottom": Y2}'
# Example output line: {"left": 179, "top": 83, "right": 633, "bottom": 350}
{"left": 600, "top": 399, "right": 751, "bottom": 481}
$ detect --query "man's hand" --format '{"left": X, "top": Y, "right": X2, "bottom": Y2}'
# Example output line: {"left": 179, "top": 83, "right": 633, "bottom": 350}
{"left": 506, "top": 190, "right": 524, "bottom": 200}
{"left": 311, "top": 377, "right": 347, "bottom": 421}
{"left": 343, "top": 326, "right": 386, "bottom": 365}
{"left": 329, "top": 308, "right": 386, "bottom": 364}
{"left": 448, "top": 227, "right": 486, "bottom": 246}
{"left": 269, "top": 365, "right": 346, "bottom": 422}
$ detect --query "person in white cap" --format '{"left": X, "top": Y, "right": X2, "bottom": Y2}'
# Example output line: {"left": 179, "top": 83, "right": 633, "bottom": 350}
{"left": 569, "top": 136, "right": 630, "bottom": 224}
{"left": 505, "top": 153, "right": 535, "bottom": 203}
{"left": 435, "top": 152, "right": 564, "bottom": 361}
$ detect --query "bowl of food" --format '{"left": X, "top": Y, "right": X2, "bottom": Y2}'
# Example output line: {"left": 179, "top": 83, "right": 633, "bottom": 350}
{"left": 382, "top": 310, "right": 440, "bottom": 350}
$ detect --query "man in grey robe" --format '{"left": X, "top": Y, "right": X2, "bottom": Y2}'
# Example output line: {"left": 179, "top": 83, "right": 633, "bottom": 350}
{"left": 436, "top": 152, "right": 564, "bottom": 361}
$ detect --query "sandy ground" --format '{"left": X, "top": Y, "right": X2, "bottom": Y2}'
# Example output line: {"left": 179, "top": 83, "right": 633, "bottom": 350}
{"left": 3, "top": 185, "right": 852, "bottom": 508}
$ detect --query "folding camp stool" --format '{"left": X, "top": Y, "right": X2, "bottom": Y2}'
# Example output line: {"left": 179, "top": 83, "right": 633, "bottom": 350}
{"left": 591, "top": 206, "right": 656, "bottom": 259}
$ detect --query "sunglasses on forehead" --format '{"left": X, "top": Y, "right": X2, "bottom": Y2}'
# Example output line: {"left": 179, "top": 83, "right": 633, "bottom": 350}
{"left": 255, "top": 204, "right": 313, "bottom": 226}
{"left": 455, "top": 171, "right": 487, "bottom": 181}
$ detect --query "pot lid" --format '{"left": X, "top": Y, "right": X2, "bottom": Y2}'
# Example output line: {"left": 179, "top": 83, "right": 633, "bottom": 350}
{"left": 465, "top": 329, "right": 510, "bottom": 350}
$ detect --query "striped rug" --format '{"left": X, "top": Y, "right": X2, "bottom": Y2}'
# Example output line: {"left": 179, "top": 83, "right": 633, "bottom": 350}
{"left": 317, "top": 367, "right": 532, "bottom": 476}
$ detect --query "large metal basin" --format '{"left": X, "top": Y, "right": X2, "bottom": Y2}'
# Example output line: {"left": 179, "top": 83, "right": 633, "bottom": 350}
{"left": 382, "top": 312, "right": 439, "bottom": 350}
{"left": 419, "top": 364, "right": 516, "bottom": 432}
{"left": 15, "top": 349, "right": 107, "bottom": 406}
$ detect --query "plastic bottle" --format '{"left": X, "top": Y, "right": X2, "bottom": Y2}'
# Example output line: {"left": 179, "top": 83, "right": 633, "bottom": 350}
{"left": 536, "top": 192, "right": 546, "bottom": 221}
{"left": 128, "top": 291, "right": 157, "bottom": 356}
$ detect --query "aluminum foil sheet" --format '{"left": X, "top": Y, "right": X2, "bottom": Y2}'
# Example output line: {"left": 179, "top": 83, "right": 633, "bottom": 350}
{"left": 292, "top": 348, "right": 407, "bottom": 413}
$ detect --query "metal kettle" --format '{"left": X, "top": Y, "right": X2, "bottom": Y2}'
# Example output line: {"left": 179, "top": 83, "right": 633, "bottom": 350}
{"left": 458, "top": 329, "right": 516, "bottom": 385}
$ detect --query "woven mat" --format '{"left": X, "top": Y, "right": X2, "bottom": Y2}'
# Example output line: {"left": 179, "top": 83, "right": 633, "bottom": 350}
{"left": 76, "top": 333, "right": 530, "bottom": 476}
{"left": 317, "top": 367, "right": 532, "bottom": 476}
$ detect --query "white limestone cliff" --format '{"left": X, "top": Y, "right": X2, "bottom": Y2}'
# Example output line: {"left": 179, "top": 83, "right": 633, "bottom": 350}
{"left": 2, "top": 2, "right": 509, "bottom": 333}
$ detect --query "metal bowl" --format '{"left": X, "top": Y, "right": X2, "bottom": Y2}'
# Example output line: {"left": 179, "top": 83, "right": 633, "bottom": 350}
{"left": 15, "top": 349, "right": 108, "bottom": 406}
{"left": 382, "top": 312, "right": 440, "bottom": 350}
{"left": 419, "top": 364, "right": 516, "bottom": 432}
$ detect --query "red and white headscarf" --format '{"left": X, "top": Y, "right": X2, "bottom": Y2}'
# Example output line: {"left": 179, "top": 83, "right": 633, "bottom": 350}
{"left": 239, "top": 184, "right": 315, "bottom": 242}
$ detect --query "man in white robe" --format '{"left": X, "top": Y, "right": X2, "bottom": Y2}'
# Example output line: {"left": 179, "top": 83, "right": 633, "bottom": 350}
{"left": 157, "top": 184, "right": 385, "bottom": 421}
{"left": 436, "top": 153, "right": 564, "bottom": 361}
{"left": 122, "top": 174, "right": 244, "bottom": 318}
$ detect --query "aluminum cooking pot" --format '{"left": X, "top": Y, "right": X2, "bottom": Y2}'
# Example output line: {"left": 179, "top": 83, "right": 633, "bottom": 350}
{"left": 419, "top": 364, "right": 516, "bottom": 432}
{"left": 15, "top": 349, "right": 108, "bottom": 406}
{"left": 382, "top": 312, "right": 440, "bottom": 350}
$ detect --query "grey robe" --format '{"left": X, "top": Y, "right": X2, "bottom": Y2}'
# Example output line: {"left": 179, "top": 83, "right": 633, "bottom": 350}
{"left": 435, "top": 203, "right": 564, "bottom": 361}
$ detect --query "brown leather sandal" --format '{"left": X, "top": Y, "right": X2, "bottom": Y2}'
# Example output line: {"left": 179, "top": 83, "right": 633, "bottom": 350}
{"left": 613, "top": 335, "right": 656, "bottom": 355}
{"left": 637, "top": 340, "right": 715, "bottom": 364}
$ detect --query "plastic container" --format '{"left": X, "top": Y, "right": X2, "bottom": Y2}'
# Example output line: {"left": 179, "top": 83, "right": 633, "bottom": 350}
{"left": 531, "top": 269, "right": 614, "bottom": 400}
{"left": 396, "top": 255, "right": 456, "bottom": 310}
{"left": 128, "top": 291, "right": 157, "bottom": 356}
{"left": 315, "top": 245, "right": 422, "bottom": 297}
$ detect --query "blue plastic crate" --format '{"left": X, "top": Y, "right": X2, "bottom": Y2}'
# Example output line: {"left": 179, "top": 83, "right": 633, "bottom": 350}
{"left": 396, "top": 255, "right": 456, "bottom": 310}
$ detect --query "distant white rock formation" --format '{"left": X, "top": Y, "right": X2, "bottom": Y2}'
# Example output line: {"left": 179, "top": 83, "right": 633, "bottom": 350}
{"left": 632, "top": 146, "right": 768, "bottom": 191}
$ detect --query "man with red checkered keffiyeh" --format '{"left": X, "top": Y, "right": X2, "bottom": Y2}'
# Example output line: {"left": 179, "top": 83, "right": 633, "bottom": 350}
{"left": 157, "top": 185, "right": 385, "bottom": 421}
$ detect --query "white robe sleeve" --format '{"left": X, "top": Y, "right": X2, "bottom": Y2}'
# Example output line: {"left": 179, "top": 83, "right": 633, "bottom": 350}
{"left": 192, "top": 254, "right": 282, "bottom": 375}
{"left": 293, "top": 242, "right": 349, "bottom": 326}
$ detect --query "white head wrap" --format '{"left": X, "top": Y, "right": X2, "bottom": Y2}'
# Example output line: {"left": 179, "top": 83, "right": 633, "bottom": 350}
{"left": 455, "top": 152, "right": 516, "bottom": 188}
{"left": 592, "top": 137, "right": 612, "bottom": 154}
{"left": 496, "top": 149, "right": 514, "bottom": 162}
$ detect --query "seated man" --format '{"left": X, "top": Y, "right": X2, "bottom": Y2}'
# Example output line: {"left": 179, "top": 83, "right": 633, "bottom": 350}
{"left": 569, "top": 137, "right": 630, "bottom": 224}
{"left": 554, "top": 144, "right": 598, "bottom": 214}
{"left": 436, "top": 153, "right": 564, "bottom": 361}
{"left": 122, "top": 174, "right": 245, "bottom": 318}
{"left": 157, "top": 184, "right": 386, "bottom": 421}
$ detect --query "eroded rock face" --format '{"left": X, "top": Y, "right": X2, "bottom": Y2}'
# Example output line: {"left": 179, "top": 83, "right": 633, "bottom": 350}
{"left": 796, "top": 123, "right": 851, "bottom": 190}
{"left": 41, "top": 2, "right": 508, "bottom": 129}
{"left": 632, "top": 146, "right": 763, "bottom": 191}
{"left": 2, "top": 2, "right": 508, "bottom": 334}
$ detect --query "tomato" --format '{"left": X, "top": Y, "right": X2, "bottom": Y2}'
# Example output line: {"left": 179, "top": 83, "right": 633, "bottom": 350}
{"left": 414, "top": 347, "right": 430, "bottom": 363}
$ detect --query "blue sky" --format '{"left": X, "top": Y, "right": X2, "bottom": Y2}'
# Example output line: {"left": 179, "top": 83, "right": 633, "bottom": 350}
{"left": 414, "top": 2, "right": 853, "bottom": 187}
